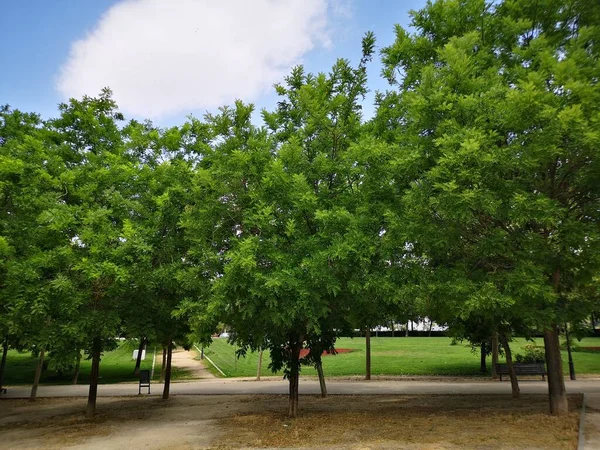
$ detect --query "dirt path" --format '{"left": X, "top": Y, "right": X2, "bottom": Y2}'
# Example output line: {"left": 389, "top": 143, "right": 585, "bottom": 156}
{"left": 165, "top": 346, "right": 215, "bottom": 379}
{"left": 0, "top": 394, "right": 581, "bottom": 449}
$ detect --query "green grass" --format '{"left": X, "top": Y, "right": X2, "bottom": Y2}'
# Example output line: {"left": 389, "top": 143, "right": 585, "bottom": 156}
{"left": 2, "top": 340, "right": 190, "bottom": 386}
{"left": 203, "top": 336, "right": 600, "bottom": 378}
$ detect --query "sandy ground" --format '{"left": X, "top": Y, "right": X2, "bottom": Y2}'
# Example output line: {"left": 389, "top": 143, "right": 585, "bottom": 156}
{"left": 0, "top": 394, "right": 581, "bottom": 450}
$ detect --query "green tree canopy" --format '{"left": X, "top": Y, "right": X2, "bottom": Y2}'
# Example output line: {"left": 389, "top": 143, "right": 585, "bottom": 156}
{"left": 378, "top": 0, "right": 600, "bottom": 415}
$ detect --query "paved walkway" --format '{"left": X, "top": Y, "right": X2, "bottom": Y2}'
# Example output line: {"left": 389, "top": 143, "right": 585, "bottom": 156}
{"left": 169, "top": 347, "right": 215, "bottom": 379}
{"left": 3, "top": 377, "right": 600, "bottom": 398}
{"left": 585, "top": 394, "right": 600, "bottom": 449}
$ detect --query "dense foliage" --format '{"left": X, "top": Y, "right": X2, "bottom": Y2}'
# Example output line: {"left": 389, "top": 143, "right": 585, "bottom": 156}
{"left": 1, "top": 0, "right": 598, "bottom": 417}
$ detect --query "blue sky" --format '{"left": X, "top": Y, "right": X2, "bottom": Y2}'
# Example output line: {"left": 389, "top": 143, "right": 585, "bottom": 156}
{"left": 0, "top": 1, "right": 427, "bottom": 126}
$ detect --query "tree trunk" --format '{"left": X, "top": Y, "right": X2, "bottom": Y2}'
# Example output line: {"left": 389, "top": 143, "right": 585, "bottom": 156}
{"left": 0, "top": 337, "right": 8, "bottom": 393}
{"left": 428, "top": 319, "right": 433, "bottom": 337}
{"left": 86, "top": 337, "right": 102, "bottom": 417}
{"left": 491, "top": 331, "right": 499, "bottom": 379}
{"left": 365, "top": 327, "right": 371, "bottom": 380}
{"left": 391, "top": 322, "right": 395, "bottom": 337}
{"left": 288, "top": 341, "right": 301, "bottom": 418}
{"left": 315, "top": 355, "right": 327, "bottom": 398}
{"left": 405, "top": 322, "right": 409, "bottom": 337}
{"left": 29, "top": 348, "right": 45, "bottom": 401}
{"left": 162, "top": 340, "right": 173, "bottom": 400}
{"left": 72, "top": 350, "right": 81, "bottom": 385}
{"left": 499, "top": 332, "right": 520, "bottom": 399}
{"left": 133, "top": 337, "right": 145, "bottom": 375}
{"left": 160, "top": 346, "right": 167, "bottom": 382}
{"left": 480, "top": 341, "right": 487, "bottom": 373}
{"left": 256, "top": 349, "right": 263, "bottom": 381}
{"left": 544, "top": 268, "right": 569, "bottom": 416}
{"left": 543, "top": 326, "right": 568, "bottom": 415}
{"left": 564, "top": 324, "right": 576, "bottom": 381}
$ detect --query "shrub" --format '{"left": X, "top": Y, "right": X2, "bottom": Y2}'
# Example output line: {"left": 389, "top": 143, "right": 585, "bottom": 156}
{"left": 515, "top": 345, "right": 545, "bottom": 363}
{"left": 560, "top": 339, "right": 580, "bottom": 352}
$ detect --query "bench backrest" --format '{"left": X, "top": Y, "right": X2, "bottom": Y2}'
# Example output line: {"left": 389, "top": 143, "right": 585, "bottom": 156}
{"left": 139, "top": 369, "right": 151, "bottom": 384}
{"left": 514, "top": 363, "right": 546, "bottom": 374}
{"left": 494, "top": 363, "right": 546, "bottom": 374}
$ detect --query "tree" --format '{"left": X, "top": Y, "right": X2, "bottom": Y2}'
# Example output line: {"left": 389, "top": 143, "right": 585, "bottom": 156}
{"left": 0, "top": 106, "right": 44, "bottom": 393}
{"left": 119, "top": 120, "right": 196, "bottom": 399}
{"left": 46, "top": 89, "right": 133, "bottom": 417}
{"left": 186, "top": 35, "right": 375, "bottom": 417}
{"left": 0, "top": 106, "right": 82, "bottom": 400}
{"left": 378, "top": 0, "right": 600, "bottom": 415}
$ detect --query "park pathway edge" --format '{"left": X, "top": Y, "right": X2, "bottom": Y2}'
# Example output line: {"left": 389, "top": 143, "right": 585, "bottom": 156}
{"left": 194, "top": 344, "right": 226, "bottom": 377}
{"left": 3, "top": 379, "right": 600, "bottom": 399}
{"left": 584, "top": 393, "right": 600, "bottom": 450}
{"left": 578, "top": 393, "right": 586, "bottom": 450}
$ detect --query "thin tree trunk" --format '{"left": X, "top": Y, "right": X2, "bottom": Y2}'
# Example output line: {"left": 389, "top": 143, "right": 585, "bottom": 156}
{"left": 391, "top": 322, "right": 395, "bottom": 338}
{"left": 162, "top": 340, "right": 173, "bottom": 400}
{"left": 480, "top": 342, "right": 487, "bottom": 373}
{"left": 160, "top": 346, "right": 167, "bottom": 383}
{"left": 0, "top": 337, "right": 8, "bottom": 393}
{"left": 365, "top": 327, "right": 371, "bottom": 381}
{"left": 29, "top": 348, "right": 45, "bottom": 401}
{"left": 72, "top": 350, "right": 81, "bottom": 385}
{"left": 405, "top": 322, "right": 409, "bottom": 337}
{"left": 565, "top": 324, "right": 576, "bottom": 380}
{"left": 491, "top": 331, "right": 499, "bottom": 379}
{"left": 288, "top": 341, "right": 301, "bottom": 418}
{"left": 544, "top": 326, "right": 568, "bottom": 415}
{"left": 256, "top": 349, "right": 263, "bottom": 381}
{"left": 499, "top": 332, "right": 520, "bottom": 399}
{"left": 315, "top": 354, "right": 327, "bottom": 398}
{"left": 428, "top": 320, "right": 433, "bottom": 337}
{"left": 86, "top": 337, "right": 102, "bottom": 417}
{"left": 133, "top": 337, "right": 145, "bottom": 375}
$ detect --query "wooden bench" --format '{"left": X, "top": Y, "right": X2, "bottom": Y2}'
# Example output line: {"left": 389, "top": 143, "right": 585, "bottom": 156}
{"left": 495, "top": 363, "right": 546, "bottom": 381}
{"left": 139, "top": 369, "right": 151, "bottom": 394}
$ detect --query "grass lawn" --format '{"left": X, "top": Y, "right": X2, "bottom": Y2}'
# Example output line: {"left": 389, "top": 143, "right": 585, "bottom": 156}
{"left": 202, "top": 336, "right": 600, "bottom": 378}
{"left": 2, "top": 340, "right": 190, "bottom": 386}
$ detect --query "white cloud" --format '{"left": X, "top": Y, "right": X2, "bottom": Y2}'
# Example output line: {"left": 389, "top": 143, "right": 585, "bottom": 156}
{"left": 56, "top": 0, "right": 345, "bottom": 119}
